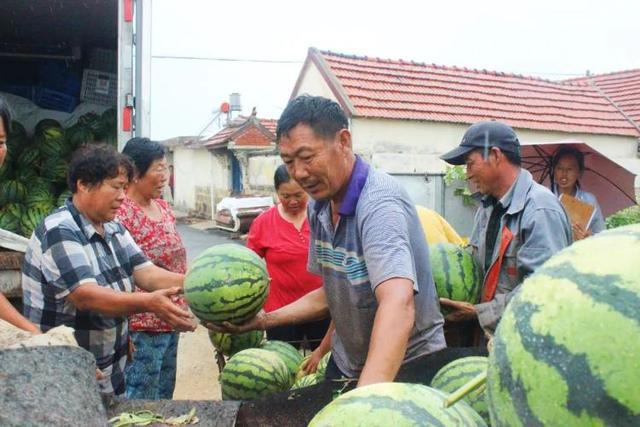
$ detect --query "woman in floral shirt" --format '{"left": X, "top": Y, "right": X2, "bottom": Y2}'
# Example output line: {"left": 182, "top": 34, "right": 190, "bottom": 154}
{"left": 118, "top": 137, "right": 187, "bottom": 399}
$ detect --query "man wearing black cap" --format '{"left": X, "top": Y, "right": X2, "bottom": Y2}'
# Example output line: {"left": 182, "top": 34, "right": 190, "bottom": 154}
{"left": 440, "top": 121, "right": 571, "bottom": 335}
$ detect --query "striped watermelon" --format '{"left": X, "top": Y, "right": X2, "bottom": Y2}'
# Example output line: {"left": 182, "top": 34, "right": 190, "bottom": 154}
{"left": 184, "top": 244, "right": 269, "bottom": 324}
{"left": 1, "top": 180, "right": 27, "bottom": 203}
{"left": 430, "top": 243, "right": 482, "bottom": 313}
{"left": 16, "top": 148, "right": 40, "bottom": 170}
{"left": 0, "top": 209, "right": 21, "bottom": 234}
{"left": 56, "top": 190, "right": 72, "bottom": 207}
{"left": 20, "top": 206, "right": 50, "bottom": 237}
{"left": 316, "top": 351, "right": 331, "bottom": 379}
{"left": 41, "top": 158, "right": 68, "bottom": 184}
{"left": 309, "top": 383, "right": 486, "bottom": 426}
{"left": 209, "top": 330, "right": 264, "bottom": 357}
{"left": 34, "top": 119, "right": 62, "bottom": 137}
{"left": 291, "top": 373, "right": 321, "bottom": 390}
{"left": 26, "top": 188, "right": 55, "bottom": 209}
{"left": 487, "top": 224, "right": 640, "bottom": 426}
{"left": 431, "top": 356, "right": 489, "bottom": 423}
{"left": 260, "top": 340, "right": 303, "bottom": 380}
{"left": 220, "top": 348, "right": 292, "bottom": 400}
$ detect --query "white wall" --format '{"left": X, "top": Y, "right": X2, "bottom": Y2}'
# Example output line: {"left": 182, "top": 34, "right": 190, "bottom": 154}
{"left": 247, "top": 154, "right": 281, "bottom": 192}
{"left": 293, "top": 64, "right": 339, "bottom": 102}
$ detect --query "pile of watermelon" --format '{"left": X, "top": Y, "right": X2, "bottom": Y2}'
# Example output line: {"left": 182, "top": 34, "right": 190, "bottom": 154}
{"left": 0, "top": 109, "right": 116, "bottom": 237}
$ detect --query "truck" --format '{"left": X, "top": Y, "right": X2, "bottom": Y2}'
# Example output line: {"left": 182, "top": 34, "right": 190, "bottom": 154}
{"left": 0, "top": 0, "right": 153, "bottom": 301}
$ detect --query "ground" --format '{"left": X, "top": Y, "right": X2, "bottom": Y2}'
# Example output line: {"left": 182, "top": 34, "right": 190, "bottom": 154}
{"left": 171, "top": 223, "right": 245, "bottom": 400}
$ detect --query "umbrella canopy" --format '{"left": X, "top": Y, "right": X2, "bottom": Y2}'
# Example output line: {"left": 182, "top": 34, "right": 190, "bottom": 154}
{"left": 520, "top": 140, "right": 637, "bottom": 217}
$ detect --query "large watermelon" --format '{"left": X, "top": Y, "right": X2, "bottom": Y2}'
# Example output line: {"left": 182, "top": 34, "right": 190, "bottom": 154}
{"left": 309, "top": 383, "right": 486, "bottom": 426}
{"left": 34, "top": 119, "right": 62, "bottom": 137}
{"left": 0, "top": 180, "right": 28, "bottom": 204}
{"left": 20, "top": 206, "right": 50, "bottom": 237}
{"left": 183, "top": 244, "right": 269, "bottom": 324}
{"left": 430, "top": 242, "right": 482, "bottom": 313}
{"left": 26, "top": 188, "right": 55, "bottom": 209}
{"left": 316, "top": 351, "right": 331, "bottom": 379}
{"left": 431, "top": 356, "right": 489, "bottom": 423}
{"left": 209, "top": 330, "right": 264, "bottom": 357}
{"left": 0, "top": 209, "right": 21, "bottom": 234}
{"left": 260, "top": 340, "right": 303, "bottom": 380}
{"left": 487, "top": 224, "right": 640, "bottom": 426}
{"left": 220, "top": 348, "right": 292, "bottom": 400}
{"left": 291, "top": 373, "right": 321, "bottom": 390}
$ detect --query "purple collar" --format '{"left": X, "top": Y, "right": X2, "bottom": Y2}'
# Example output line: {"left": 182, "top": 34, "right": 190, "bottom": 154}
{"left": 339, "top": 155, "right": 370, "bottom": 216}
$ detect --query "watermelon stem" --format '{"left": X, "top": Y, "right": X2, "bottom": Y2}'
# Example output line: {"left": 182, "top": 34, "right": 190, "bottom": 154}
{"left": 442, "top": 371, "right": 487, "bottom": 408}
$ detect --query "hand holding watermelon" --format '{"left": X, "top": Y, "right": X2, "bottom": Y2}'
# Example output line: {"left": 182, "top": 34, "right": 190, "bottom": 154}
{"left": 202, "top": 309, "right": 268, "bottom": 334}
{"left": 439, "top": 298, "right": 477, "bottom": 322}
{"left": 148, "top": 287, "right": 196, "bottom": 332}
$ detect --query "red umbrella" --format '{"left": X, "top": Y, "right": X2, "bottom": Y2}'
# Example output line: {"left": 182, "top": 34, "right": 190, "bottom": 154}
{"left": 520, "top": 140, "right": 637, "bottom": 217}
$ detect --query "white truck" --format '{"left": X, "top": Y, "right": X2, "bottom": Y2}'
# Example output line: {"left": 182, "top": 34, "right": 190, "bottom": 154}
{"left": 0, "top": 0, "right": 153, "bottom": 300}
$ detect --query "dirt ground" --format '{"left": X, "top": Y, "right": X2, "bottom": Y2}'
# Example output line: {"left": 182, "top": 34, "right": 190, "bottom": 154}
{"left": 173, "top": 325, "right": 221, "bottom": 400}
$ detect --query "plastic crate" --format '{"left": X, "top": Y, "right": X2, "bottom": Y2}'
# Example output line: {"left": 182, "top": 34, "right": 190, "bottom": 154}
{"left": 88, "top": 48, "right": 117, "bottom": 73}
{"left": 34, "top": 87, "right": 78, "bottom": 113}
{"left": 37, "top": 61, "right": 81, "bottom": 96}
{"left": 0, "top": 84, "right": 36, "bottom": 101}
{"left": 80, "top": 69, "right": 117, "bottom": 106}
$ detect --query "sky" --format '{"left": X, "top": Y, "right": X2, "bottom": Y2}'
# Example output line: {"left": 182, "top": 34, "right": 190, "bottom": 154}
{"left": 149, "top": 0, "right": 640, "bottom": 140}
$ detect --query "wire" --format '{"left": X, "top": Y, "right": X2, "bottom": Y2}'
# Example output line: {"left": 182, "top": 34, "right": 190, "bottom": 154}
{"left": 152, "top": 54, "right": 303, "bottom": 64}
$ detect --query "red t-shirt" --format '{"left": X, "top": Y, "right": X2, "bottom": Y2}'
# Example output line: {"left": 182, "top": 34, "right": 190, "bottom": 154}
{"left": 247, "top": 205, "right": 322, "bottom": 312}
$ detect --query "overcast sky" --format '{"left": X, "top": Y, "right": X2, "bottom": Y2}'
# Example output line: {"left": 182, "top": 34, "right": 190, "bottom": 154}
{"left": 149, "top": 0, "right": 640, "bottom": 140}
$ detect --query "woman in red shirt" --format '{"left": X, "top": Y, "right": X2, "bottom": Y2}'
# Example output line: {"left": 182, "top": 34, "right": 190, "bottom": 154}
{"left": 117, "top": 137, "right": 188, "bottom": 399}
{"left": 247, "top": 165, "right": 329, "bottom": 350}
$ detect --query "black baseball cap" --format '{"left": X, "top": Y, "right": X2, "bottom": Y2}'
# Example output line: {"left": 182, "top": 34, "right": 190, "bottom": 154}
{"left": 440, "top": 121, "right": 520, "bottom": 165}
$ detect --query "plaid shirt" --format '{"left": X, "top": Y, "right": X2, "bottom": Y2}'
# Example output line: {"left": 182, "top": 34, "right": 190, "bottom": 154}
{"left": 22, "top": 200, "right": 151, "bottom": 396}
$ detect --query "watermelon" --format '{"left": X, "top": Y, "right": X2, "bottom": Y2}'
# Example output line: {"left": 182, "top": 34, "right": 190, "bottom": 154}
{"left": 291, "top": 373, "right": 321, "bottom": 390}
{"left": 57, "top": 190, "right": 72, "bottom": 207}
{"left": 260, "top": 340, "right": 303, "bottom": 380}
{"left": 430, "top": 243, "right": 482, "bottom": 313}
{"left": 26, "top": 189, "right": 55, "bottom": 209}
{"left": 34, "top": 119, "right": 62, "bottom": 137}
{"left": 487, "top": 224, "right": 640, "bottom": 426}
{"left": 6, "top": 120, "right": 27, "bottom": 159}
{"left": 20, "top": 206, "right": 50, "bottom": 237}
{"left": 41, "top": 158, "right": 68, "bottom": 184}
{"left": 220, "top": 348, "right": 292, "bottom": 400}
{"left": 183, "top": 244, "right": 269, "bottom": 324}
{"left": 65, "top": 123, "right": 94, "bottom": 150}
{"left": 209, "top": 330, "right": 264, "bottom": 357}
{"left": 1, "top": 180, "right": 28, "bottom": 204}
{"left": 309, "top": 383, "right": 486, "bottom": 426}
{"left": 316, "top": 351, "right": 331, "bottom": 379}
{"left": 431, "top": 356, "right": 489, "bottom": 423}
{"left": 295, "top": 355, "right": 311, "bottom": 380}
{"left": 0, "top": 209, "right": 21, "bottom": 234}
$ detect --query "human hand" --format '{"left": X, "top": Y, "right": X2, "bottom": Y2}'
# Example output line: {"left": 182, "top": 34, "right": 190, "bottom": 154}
{"left": 572, "top": 223, "right": 591, "bottom": 241}
{"left": 301, "top": 349, "right": 324, "bottom": 375}
{"left": 149, "top": 287, "right": 196, "bottom": 332}
{"left": 202, "top": 309, "right": 268, "bottom": 334}
{"left": 439, "top": 298, "right": 477, "bottom": 322}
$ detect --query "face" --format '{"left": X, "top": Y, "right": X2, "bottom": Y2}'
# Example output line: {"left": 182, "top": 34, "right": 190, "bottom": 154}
{"left": 0, "top": 120, "right": 7, "bottom": 168}
{"left": 277, "top": 180, "right": 308, "bottom": 215}
{"left": 279, "top": 124, "right": 353, "bottom": 201}
{"left": 554, "top": 155, "right": 581, "bottom": 193}
{"left": 134, "top": 157, "right": 168, "bottom": 199}
{"left": 79, "top": 169, "right": 128, "bottom": 223}
{"left": 464, "top": 148, "right": 500, "bottom": 196}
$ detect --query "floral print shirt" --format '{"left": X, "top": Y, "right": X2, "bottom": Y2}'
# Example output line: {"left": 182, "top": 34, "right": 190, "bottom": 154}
{"left": 117, "top": 196, "right": 188, "bottom": 332}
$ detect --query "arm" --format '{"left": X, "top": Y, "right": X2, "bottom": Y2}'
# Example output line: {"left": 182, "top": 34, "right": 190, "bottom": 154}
{"left": 358, "top": 278, "right": 415, "bottom": 387}
{"left": 133, "top": 264, "right": 184, "bottom": 292}
{"left": 205, "top": 287, "right": 329, "bottom": 333}
{"left": 0, "top": 294, "right": 39, "bottom": 333}
{"left": 302, "top": 320, "right": 334, "bottom": 374}
{"left": 66, "top": 284, "right": 194, "bottom": 331}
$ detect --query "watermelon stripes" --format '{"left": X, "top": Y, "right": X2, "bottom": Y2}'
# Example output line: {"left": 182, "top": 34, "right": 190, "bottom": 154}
{"left": 220, "top": 349, "right": 292, "bottom": 400}
{"left": 487, "top": 224, "right": 640, "bottom": 426}
{"left": 430, "top": 243, "right": 482, "bottom": 312}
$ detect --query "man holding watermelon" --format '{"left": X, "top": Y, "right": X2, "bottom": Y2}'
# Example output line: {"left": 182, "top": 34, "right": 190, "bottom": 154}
{"left": 210, "top": 96, "right": 446, "bottom": 387}
{"left": 440, "top": 121, "right": 572, "bottom": 335}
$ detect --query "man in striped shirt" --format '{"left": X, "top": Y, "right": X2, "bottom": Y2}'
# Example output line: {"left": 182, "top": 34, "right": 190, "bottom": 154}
{"left": 22, "top": 145, "right": 195, "bottom": 397}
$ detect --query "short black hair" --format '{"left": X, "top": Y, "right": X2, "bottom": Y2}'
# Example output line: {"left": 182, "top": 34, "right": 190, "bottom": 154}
{"left": 122, "top": 137, "right": 166, "bottom": 177}
{"left": 276, "top": 95, "right": 348, "bottom": 141}
{"left": 552, "top": 146, "right": 584, "bottom": 172}
{"left": 0, "top": 96, "right": 12, "bottom": 134}
{"left": 68, "top": 144, "right": 134, "bottom": 193}
{"left": 471, "top": 146, "right": 521, "bottom": 166}
{"left": 273, "top": 164, "right": 291, "bottom": 190}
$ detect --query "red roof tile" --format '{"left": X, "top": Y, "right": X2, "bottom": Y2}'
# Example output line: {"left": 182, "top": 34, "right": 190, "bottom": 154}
{"left": 305, "top": 49, "right": 639, "bottom": 137}
{"left": 203, "top": 115, "right": 277, "bottom": 148}
{"left": 566, "top": 69, "right": 640, "bottom": 127}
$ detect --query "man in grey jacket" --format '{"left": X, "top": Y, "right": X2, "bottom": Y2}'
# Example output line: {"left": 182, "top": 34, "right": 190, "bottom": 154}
{"left": 440, "top": 121, "right": 572, "bottom": 334}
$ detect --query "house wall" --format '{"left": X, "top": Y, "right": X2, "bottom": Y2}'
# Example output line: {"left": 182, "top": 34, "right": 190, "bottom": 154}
{"left": 295, "top": 64, "right": 339, "bottom": 102}
{"left": 246, "top": 154, "right": 281, "bottom": 195}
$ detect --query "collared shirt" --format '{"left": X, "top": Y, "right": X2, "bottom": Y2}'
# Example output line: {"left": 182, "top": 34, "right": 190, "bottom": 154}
{"left": 308, "top": 156, "right": 445, "bottom": 377}
{"left": 22, "top": 200, "right": 151, "bottom": 396}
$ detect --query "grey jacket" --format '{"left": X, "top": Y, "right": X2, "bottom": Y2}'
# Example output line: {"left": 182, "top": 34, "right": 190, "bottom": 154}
{"left": 470, "top": 169, "right": 572, "bottom": 332}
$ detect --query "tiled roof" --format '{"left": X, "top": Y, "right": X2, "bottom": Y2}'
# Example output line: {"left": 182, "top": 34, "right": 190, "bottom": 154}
{"left": 304, "top": 48, "right": 639, "bottom": 137}
{"left": 203, "top": 115, "right": 277, "bottom": 148}
{"left": 566, "top": 69, "right": 640, "bottom": 127}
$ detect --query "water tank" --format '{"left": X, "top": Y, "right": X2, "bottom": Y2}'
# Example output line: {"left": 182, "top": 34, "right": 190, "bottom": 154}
{"left": 229, "top": 93, "right": 242, "bottom": 112}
